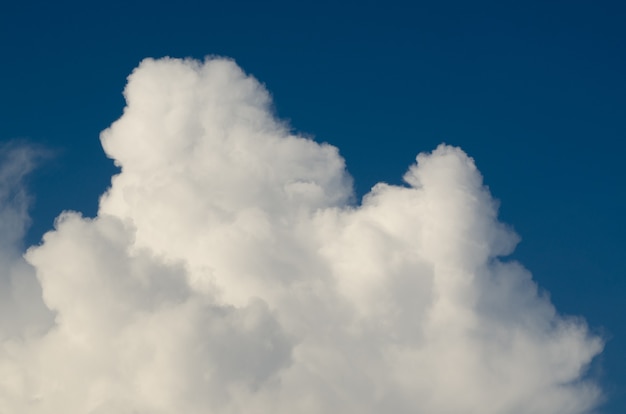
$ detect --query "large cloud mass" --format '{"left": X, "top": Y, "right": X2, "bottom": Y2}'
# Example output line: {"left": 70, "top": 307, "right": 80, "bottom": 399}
{"left": 0, "top": 57, "right": 603, "bottom": 413}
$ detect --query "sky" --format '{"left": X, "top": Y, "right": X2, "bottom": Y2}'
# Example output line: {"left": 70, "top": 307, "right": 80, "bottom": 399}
{"left": 0, "top": 1, "right": 625, "bottom": 413}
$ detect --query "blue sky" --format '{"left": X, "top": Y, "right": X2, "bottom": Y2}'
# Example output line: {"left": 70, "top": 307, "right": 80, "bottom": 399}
{"left": 1, "top": 1, "right": 625, "bottom": 412}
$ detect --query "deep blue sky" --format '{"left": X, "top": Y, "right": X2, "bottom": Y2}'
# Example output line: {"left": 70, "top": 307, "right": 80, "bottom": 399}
{"left": 2, "top": 1, "right": 625, "bottom": 411}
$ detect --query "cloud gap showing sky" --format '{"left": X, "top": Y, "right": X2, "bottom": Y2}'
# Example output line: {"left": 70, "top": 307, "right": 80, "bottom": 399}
{"left": 0, "top": 57, "right": 603, "bottom": 413}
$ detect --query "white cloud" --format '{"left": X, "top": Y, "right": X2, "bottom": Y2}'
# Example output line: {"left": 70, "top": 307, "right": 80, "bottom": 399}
{"left": 0, "top": 57, "right": 603, "bottom": 413}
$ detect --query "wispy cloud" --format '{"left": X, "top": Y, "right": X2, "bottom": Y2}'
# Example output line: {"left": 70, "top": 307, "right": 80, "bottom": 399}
{"left": 0, "top": 141, "right": 53, "bottom": 342}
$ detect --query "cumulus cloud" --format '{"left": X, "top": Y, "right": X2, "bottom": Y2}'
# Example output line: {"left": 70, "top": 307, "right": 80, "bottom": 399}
{"left": 0, "top": 57, "right": 603, "bottom": 413}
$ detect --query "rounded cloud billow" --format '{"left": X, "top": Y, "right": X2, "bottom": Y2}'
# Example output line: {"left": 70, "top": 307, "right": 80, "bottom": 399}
{"left": 0, "top": 57, "right": 603, "bottom": 413}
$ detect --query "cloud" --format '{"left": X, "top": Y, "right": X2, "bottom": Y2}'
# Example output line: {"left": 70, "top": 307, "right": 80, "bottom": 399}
{"left": 0, "top": 142, "right": 53, "bottom": 342}
{"left": 0, "top": 57, "right": 603, "bottom": 413}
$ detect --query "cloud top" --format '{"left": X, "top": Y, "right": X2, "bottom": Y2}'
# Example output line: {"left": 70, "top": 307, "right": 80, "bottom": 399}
{"left": 1, "top": 57, "right": 603, "bottom": 413}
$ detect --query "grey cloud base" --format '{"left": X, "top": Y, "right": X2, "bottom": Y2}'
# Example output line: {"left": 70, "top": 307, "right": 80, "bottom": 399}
{"left": 0, "top": 57, "right": 603, "bottom": 413}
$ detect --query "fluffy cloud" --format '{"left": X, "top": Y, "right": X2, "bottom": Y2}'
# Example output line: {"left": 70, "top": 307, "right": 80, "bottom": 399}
{"left": 0, "top": 57, "right": 603, "bottom": 413}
